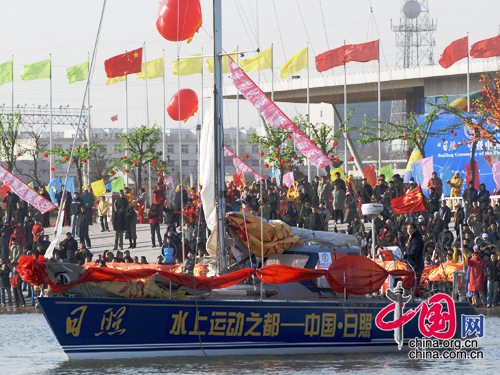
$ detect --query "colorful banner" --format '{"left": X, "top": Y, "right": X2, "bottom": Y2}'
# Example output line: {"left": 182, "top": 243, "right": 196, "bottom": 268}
{"left": 363, "top": 165, "right": 377, "bottom": 187}
{"left": 269, "top": 170, "right": 280, "bottom": 186}
{"left": 228, "top": 57, "right": 332, "bottom": 169}
{"left": 233, "top": 156, "right": 264, "bottom": 181}
{"left": 164, "top": 176, "right": 174, "bottom": 188}
{"left": 283, "top": 171, "right": 294, "bottom": 188}
{"left": 0, "top": 165, "right": 56, "bottom": 214}
{"left": 91, "top": 179, "right": 106, "bottom": 197}
{"left": 224, "top": 145, "right": 235, "bottom": 157}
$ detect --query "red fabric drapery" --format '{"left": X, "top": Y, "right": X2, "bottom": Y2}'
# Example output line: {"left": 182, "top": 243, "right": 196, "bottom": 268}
{"left": 17, "top": 255, "right": 414, "bottom": 295}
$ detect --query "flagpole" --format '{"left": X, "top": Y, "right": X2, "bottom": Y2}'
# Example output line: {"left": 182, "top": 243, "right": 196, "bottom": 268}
{"left": 50, "top": 53, "right": 53, "bottom": 180}
{"left": 144, "top": 42, "right": 150, "bottom": 127}
{"left": 467, "top": 32, "right": 470, "bottom": 111}
{"left": 343, "top": 40, "right": 348, "bottom": 177}
{"left": 163, "top": 49, "right": 166, "bottom": 162}
{"left": 11, "top": 55, "right": 14, "bottom": 119}
{"left": 378, "top": 40, "right": 382, "bottom": 171}
{"left": 86, "top": 52, "right": 91, "bottom": 187}
{"left": 199, "top": 47, "right": 203, "bottom": 183}
{"left": 271, "top": 43, "right": 274, "bottom": 102}
{"left": 307, "top": 41, "right": 311, "bottom": 183}
{"left": 125, "top": 74, "right": 128, "bottom": 188}
{"left": 236, "top": 46, "right": 240, "bottom": 157}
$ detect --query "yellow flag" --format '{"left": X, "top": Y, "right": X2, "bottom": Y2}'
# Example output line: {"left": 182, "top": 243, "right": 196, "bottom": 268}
{"left": 330, "top": 167, "right": 345, "bottom": 182}
{"left": 173, "top": 54, "right": 202, "bottom": 76}
{"left": 240, "top": 47, "right": 272, "bottom": 72}
{"left": 91, "top": 180, "right": 106, "bottom": 197}
{"left": 280, "top": 47, "right": 308, "bottom": 78}
{"left": 106, "top": 73, "right": 126, "bottom": 86}
{"left": 137, "top": 57, "right": 164, "bottom": 79}
{"left": 206, "top": 51, "right": 237, "bottom": 75}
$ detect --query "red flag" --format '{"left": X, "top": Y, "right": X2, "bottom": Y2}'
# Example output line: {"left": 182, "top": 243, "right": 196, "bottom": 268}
{"left": 233, "top": 171, "right": 244, "bottom": 187}
{"left": 363, "top": 165, "right": 377, "bottom": 188}
{"left": 391, "top": 186, "right": 426, "bottom": 214}
{"left": 470, "top": 35, "right": 500, "bottom": 59}
{"left": 439, "top": 37, "right": 468, "bottom": 69}
{"left": 105, "top": 48, "right": 143, "bottom": 78}
{"left": 465, "top": 161, "right": 480, "bottom": 190}
{"left": 111, "top": 115, "right": 118, "bottom": 122}
{"left": 316, "top": 40, "right": 378, "bottom": 72}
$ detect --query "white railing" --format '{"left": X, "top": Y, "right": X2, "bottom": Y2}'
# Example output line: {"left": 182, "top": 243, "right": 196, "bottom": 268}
{"left": 443, "top": 195, "right": 500, "bottom": 212}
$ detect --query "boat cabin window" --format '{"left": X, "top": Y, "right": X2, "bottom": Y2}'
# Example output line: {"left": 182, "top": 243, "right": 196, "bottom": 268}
{"left": 265, "top": 254, "right": 309, "bottom": 268}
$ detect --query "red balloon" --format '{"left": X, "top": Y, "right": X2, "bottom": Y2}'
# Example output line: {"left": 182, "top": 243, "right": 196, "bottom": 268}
{"left": 44, "top": 153, "right": 48, "bottom": 158}
{"left": 82, "top": 159, "right": 87, "bottom": 164}
{"left": 244, "top": 154, "right": 249, "bottom": 159}
{"left": 286, "top": 164, "right": 290, "bottom": 169}
{"left": 264, "top": 163, "right": 269, "bottom": 168}
{"left": 349, "top": 156, "right": 354, "bottom": 161}
{"left": 110, "top": 170, "right": 115, "bottom": 175}
{"left": 156, "top": 0, "right": 202, "bottom": 43}
{"left": 50, "top": 167, "right": 55, "bottom": 171}
{"left": 167, "top": 89, "right": 198, "bottom": 122}
{"left": 125, "top": 169, "right": 130, "bottom": 174}
{"left": 153, "top": 159, "right": 158, "bottom": 164}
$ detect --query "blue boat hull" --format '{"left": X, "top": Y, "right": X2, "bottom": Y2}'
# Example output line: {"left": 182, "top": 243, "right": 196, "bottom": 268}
{"left": 37, "top": 297, "right": 477, "bottom": 359}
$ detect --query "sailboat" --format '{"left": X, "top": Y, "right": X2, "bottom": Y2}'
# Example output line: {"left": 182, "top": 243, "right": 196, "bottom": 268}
{"left": 25, "top": 1, "right": 476, "bottom": 359}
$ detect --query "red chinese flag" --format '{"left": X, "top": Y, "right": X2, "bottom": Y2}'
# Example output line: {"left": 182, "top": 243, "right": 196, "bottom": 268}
{"left": 111, "top": 115, "right": 118, "bottom": 122}
{"left": 233, "top": 171, "right": 244, "bottom": 187}
{"left": 470, "top": 35, "right": 500, "bottom": 59}
{"left": 439, "top": 36, "right": 468, "bottom": 68}
{"left": 363, "top": 165, "right": 377, "bottom": 187}
{"left": 391, "top": 186, "right": 427, "bottom": 214}
{"left": 104, "top": 48, "right": 143, "bottom": 78}
{"left": 316, "top": 40, "right": 378, "bottom": 72}
{"left": 345, "top": 40, "right": 379, "bottom": 64}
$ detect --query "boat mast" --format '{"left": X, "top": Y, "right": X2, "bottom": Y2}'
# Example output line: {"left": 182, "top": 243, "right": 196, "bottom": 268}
{"left": 213, "top": 0, "right": 227, "bottom": 274}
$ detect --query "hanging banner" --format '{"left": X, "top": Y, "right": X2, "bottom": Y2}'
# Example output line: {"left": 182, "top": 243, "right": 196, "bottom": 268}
{"left": 224, "top": 144, "right": 235, "bottom": 157}
{"left": 228, "top": 57, "right": 332, "bottom": 169}
{"left": 0, "top": 165, "right": 56, "bottom": 214}
{"left": 233, "top": 155, "right": 264, "bottom": 181}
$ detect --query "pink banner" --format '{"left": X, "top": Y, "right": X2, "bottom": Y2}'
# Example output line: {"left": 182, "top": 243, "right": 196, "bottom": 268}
{"left": 233, "top": 156, "right": 264, "bottom": 181}
{"left": 420, "top": 156, "right": 434, "bottom": 189}
{"left": 228, "top": 58, "right": 332, "bottom": 170}
{"left": 224, "top": 145, "right": 235, "bottom": 157}
{"left": 163, "top": 176, "right": 173, "bottom": 188}
{"left": 0, "top": 165, "right": 56, "bottom": 214}
{"left": 283, "top": 171, "right": 295, "bottom": 188}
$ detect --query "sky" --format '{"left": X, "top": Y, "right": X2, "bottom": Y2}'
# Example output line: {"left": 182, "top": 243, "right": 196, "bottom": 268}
{"left": 1, "top": 0, "right": 500, "bottom": 136}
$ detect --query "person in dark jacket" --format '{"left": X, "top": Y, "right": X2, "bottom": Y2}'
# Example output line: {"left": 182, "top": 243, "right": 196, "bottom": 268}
{"left": 113, "top": 207, "right": 127, "bottom": 250}
{"left": 148, "top": 204, "right": 162, "bottom": 247}
{"left": 437, "top": 225, "right": 454, "bottom": 249}
{"left": 24, "top": 213, "right": 35, "bottom": 250}
{"left": 485, "top": 252, "right": 499, "bottom": 307}
{"left": 306, "top": 207, "right": 324, "bottom": 231}
{"left": 427, "top": 187, "right": 440, "bottom": 214}
{"left": 76, "top": 206, "right": 91, "bottom": 248}
{"left": 113, "top": 190, "right": 129, "bottom": 213}
{"left": 0, "top": 262, "right": 12, "bottom": 306}
{"left": 439, "top": 200, "right": 452, "bottom": 225}
{"left": 462, "top": 181, "right": 477, "bottom": 218}
{"left": 264, "top": 188, "right": 279, "bottom": 220}
{"left": 12, "top": 202, "right": 26, "bottom": 225}
{"left": 60, "top": 232, "right": 78, "bottom": 259}
{"left": 454, "top": 203, "right": 465, "bottom": 236}
{"left": 477, "top": 184, "right": 490, "bottom": 214}
{"left": 405, "top": 224, "right": 425, "bottom": 281}
{"left": 0, "top": 229, "right": 10, "bottom": 262}
{"left": 70, "top": 192, "right": 83, "bottom": 237}
{"left": 163, "top": 203, "right": 176, "bottom": 227}
{"left": 38, "top": 186, "right": 51, "bottom": 227}
{"left": 284, "top": 201, "right": 298, "bottom": 227}
{"left": 483, "top": 206, "right": 498, "bottom": 227}
{"left": 174, "top": 186, "right": 188, "bottom": 226}
{"left": 427, "top": 212, "right": 444, "bottom": 242}
{"left": 63, "top": 190, "right": 72, "bottom": 226}
{"left": 125, "top": 206, "right": 137, "bottom": 249}
{"left": 2, "top": 191, "right": 18, "bottom": 223}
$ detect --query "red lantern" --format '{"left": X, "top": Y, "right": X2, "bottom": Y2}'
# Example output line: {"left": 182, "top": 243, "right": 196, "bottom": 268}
{"left": 293, "top": 156, "right": 297, "bottom": 160}
{"left": 288, "top": 135, "right": 292, "bottom": 139}
{"left": 153, "top": 159, "right": 158, "bottom": 164}
{"left": 264, "top": 163, "right": 269, "bottom": 168}
{"left": 244, "top": 154, "right": 249, "bottom": 159}
{"left": 407, "top": 147, "right": 411, "bottom": 151}
{"left": 167, "top": 89, "right": 198, "bottom": 122}
{"left": 453, "top": 132, "right": 457, "bottom": 136}
{"left": 110, "top": 170, "right": 115, "bottom": 175}
{"left": 404, "top": 134, "right": 407, "bottom": 139}
{"left": 76, "top": 149, "right": 80, "bottom": 153}
{"left": 44, "top": 153, "right": 48, "bottom": 158}
{"left": 158, "top": 169, "right": 162, "bottom": 173}
{"left": 418, "top": 134, "right": 422, "bottom": 139}
{"left": 71, "top": 161, "right": 74, "bottom": 164}
{"left": 275, "top": 154, "right": 279, "bottom": 158}
{"left": 333, "top": 141, "right": 338, "bottom": 147}
{"left": 286, "top": 164, "right": 290, "bottom": 169}
{"left": 64, "top": 156, "right": 69, "bottom": 161}
{"left": 407, "top": 156, "right": 410, "bottom": 160}
{"left": 125, "top": 169, "right": 130, "bottom": 174}
{"left": 132, "top": 160, "right": 137, "bottom": 165}
{"left": 276, "top": 148, "right": 280, "bottom": 152}
{"left": 441, "top": 138, "right": 445, "bottom": 141}
{"left": 156, "top": 0, "right": 202, "bottom": 43}
{"left": 50, "top": 167, "right": 55, "bottom": 171}
{"left": 17, "top": 152, "right": 21, "bottom": 157}
{"left": 259, "top": 151, "right": 264, "bottom": 157}
{"left": 123, "top": 156, "right": 127, "bottom": 160}
{"left": 280, "top": 160, "right": 285, "bottom": 165}
{"left": 349, "top": 156, "right": 354, "bottom": 161}
{"left": 335, "top": 157, "right": 339, "bottom": 162}
{"left": 82, "top": 159, "right": 87, "bottom": 164}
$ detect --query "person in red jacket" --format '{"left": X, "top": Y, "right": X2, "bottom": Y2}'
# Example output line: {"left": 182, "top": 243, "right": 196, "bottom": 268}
{"left": 10, "top": 266, "right": 25, "bottom": 307}
{"left": 9, "top": 226, "right": 25, "bottom": 249}
{"left": 466, "top": 250, "right": 487, "bottom": 307}
{"left": 152, "top": 183, "right": 165, "bottom": 224}
{"left": 32, "top": 219, "right": 44, "bottom": 251}
{"left": 148, "top": 203, "right": 162, "bottom": 247}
